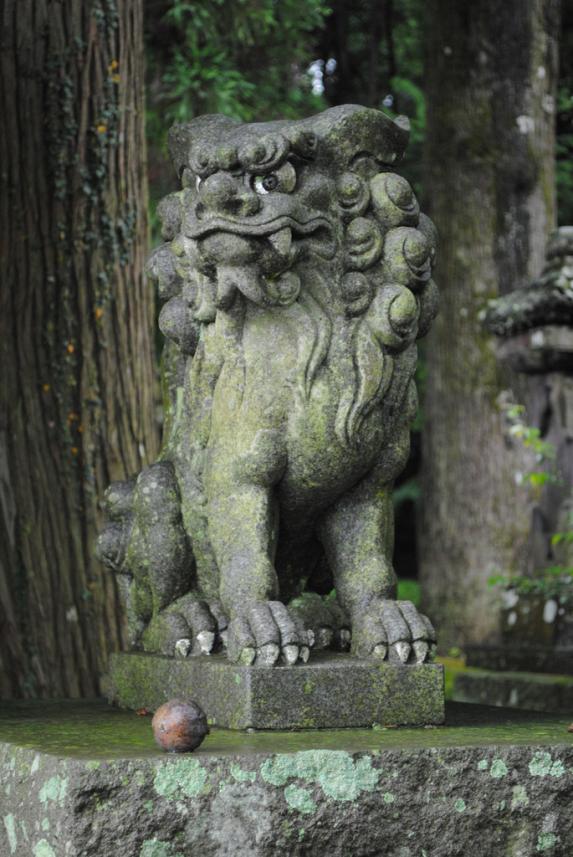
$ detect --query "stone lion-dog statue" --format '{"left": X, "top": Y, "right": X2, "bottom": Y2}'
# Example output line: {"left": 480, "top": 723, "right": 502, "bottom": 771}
{"left": 97, "top": 105, "right": 439, "bottom": 668}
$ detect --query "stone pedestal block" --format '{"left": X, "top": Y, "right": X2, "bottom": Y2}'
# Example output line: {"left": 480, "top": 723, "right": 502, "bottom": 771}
{"left": 1, "top": 700, "right": 572, "bottom": 857}
{"left": 104, "top": 652, "right": 445, "bottom": 729}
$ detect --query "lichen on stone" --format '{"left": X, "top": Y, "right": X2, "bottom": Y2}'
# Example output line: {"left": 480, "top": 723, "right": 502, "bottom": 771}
{"left": 529, "top": 752, "right": 566, "bottom": 778}
{"left": 283, "top": 784, "right": 317, "bottom": 815}
{"left": 153, "top": 759, "right": 209, "bottom": 799}
{"left": 489, "top": 759, "right": 509, "bottom": 779}
{"left": 38, "top": 776, "right": 68, "bottom": 805}
{"left": 260, "top": 750, "right": 379, "bottom": 801}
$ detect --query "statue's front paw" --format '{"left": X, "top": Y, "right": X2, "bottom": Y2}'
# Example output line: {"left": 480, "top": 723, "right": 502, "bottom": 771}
{"left": 228, "top": 601, "right": 311, "bottom": 667}
{"left": 352, "top": 599, "right": 436, "bottom": 664}
{"left": 142, "top": 597, "right": 228, "bottom": 658}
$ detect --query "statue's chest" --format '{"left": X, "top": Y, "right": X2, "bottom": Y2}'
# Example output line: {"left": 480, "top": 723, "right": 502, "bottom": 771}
{"left": 282, "top": 369, "right": 386, "bottom": 496}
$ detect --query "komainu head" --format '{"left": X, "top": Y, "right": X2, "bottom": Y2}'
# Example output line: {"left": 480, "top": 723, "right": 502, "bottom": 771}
{"left": 152, "top": 106, "right": 435, "bottom": 320}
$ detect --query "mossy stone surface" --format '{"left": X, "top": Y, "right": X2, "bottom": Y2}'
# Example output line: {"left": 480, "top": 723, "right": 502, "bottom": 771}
{"left": 104, "top": 652, "right": 445, "bottom": 729}
{"left": 1, "top": 700, "right": 572, "bottom": 856}
{"left": 97, "top": 105, "right": 440, "bottom": 676}
{"left": 452, "top": 667, "right": 573, "bottom": 715}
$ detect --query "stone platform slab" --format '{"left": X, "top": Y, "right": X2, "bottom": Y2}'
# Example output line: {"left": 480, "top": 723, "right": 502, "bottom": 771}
{"left": 452, "top": 667, "right": 573, "bottom": 715}
{"left": 1, "top": 700, "right": 572, "bottom": 857}
{"left": 104, "top": 651, "right": 445, "bottom": 729}
{"left": 466, "top": 644, "right": 573, "bottom": 676}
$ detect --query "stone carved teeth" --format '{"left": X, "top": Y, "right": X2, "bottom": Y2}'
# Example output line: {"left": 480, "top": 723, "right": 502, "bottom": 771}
{"left": 267, "top": 227, "right": 292, "bottom": 259}
{"left": 299, "top": 646, "right": 310, "bottom": 663}
{"left": 175, "top": 638, "right": 191, "bottom": 659}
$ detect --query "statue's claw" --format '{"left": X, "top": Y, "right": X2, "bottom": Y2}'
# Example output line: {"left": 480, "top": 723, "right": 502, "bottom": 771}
{"left": 179, "top": 599, "right": 218, "bottom": 655}
{"left": 336, "top": 628, "right": 352, "bottom": 651}
{"left": 351, "top": 599, "right": 436, "bottom": 664}
{"left": 175, "top": 638, "right": 192, "bottom": 659}
{"left": 258, "top": 642, "right": 281, "bottom": 667}
{"left": 239, "top": 646, "right": 256, "bottom": 666}
{"left": 413, "top": 640, "right": 429, "bottom": 664}
{"left": 196, "top": 630, "right": 215, "bottom": 655}
{"left": 283, "top": 644, "right": 300, "bottom": 665}
{"left": 288, "top": 592, "right": 351, "bottom": 653}
{"left": 394, "top": 641, "right": 411, "bottom": 664}
{"left": 315, "top": 627, "right": 334, "bottom": 649}
{"left": 143, "top": 596, "right": 229, "bottom": 657}
{"left": 186, "top": 598, "right": 231, "bottom": 655}
{"left": 227, "top": 601, "right": 310, "bottom": 667}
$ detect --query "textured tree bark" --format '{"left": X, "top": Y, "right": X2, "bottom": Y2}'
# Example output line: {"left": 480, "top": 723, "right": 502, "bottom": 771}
{"left": 419, "top": 0, "right": 560, "bottom": 648}
{"left": 0, "top": 0, "right": 159, "bottom": 697}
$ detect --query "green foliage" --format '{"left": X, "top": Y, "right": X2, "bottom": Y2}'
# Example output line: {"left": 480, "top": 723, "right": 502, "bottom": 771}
{"left": 503, "top": 403, "right": 557, "bottom": 491}
{"left": 488, "top": 568, "right": 573, "bottom": 603}
{"left": 491, "top": 402, "right": 573, "bottom": 602}
{"left": 396, "top": 579, "right": 421, "bottom": 607}
{"left": 314, "top": 0, "right": 425, "bottom": 192}
{"left": 147, "top": 0, "right": 329, "bottom": 130}
{"left": 392, "top": 478, "right": 420, "bottom": 509}
{"left": 145, "top": 0, "right": 330, "bottom": 237}
{"left": 145, "top": 0, "right": 571, "bottom": 226}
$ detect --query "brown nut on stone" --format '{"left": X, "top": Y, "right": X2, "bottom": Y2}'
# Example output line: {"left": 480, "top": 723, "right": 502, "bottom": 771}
{"left": 152, "top": 699, "right": 209, "bottom": 753}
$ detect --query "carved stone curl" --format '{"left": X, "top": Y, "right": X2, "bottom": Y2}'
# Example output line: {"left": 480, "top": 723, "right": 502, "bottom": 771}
{"left": 97, "top": 106, "right": 439, "bottom": 668}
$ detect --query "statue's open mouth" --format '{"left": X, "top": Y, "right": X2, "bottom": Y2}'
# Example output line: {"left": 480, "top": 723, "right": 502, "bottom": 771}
{"left": 188, "top": 215, "right": 336, "bottom": 262}
{"left": 187, "top": 215, "right": 336, "bottom": 310}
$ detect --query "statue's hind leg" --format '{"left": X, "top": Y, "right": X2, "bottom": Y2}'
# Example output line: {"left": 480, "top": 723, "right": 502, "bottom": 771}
{"left": 319, "top": 457, "right": 436, "bottom": 665}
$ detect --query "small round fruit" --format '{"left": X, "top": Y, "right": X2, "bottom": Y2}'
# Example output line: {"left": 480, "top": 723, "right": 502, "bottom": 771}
{"left": 152, "top": 699, "right": 209, "bottom": 753}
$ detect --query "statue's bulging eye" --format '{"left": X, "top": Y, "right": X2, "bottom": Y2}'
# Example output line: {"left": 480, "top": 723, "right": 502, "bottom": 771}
{"left": 255, "top": 173, "right": 279, "bottom": 193}
{"left": 253, "top": 162, "right": 296, "bottom": 195}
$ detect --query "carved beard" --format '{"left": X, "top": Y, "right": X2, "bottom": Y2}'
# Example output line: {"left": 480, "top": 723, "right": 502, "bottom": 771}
{"left": 191, "top": 232, "right": 410, "bottom": 450}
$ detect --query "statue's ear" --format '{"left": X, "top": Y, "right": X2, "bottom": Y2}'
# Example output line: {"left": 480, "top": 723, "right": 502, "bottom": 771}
{"left": 302, "top": 105, "right": 410, "bottom": 170}
{"left": 167, "top": 115, "right": 240, "bottom": 179}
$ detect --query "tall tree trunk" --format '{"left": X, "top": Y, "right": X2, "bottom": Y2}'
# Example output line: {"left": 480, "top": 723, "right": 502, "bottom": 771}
{"left": 0, "top": 0, "right": 159, "bottom": 697}
{"left": 419, "top": 0, "right": 560, "bottom": 649}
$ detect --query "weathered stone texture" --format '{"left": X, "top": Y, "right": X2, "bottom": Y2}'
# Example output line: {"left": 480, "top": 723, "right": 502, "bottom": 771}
{"left": 96, "top": 105, "right": 440, "bottom": 678}
{"left": 1, "top": 701, "right": 572, "bottom": 857}
{"left": 105, "top": 652, "right": 445, "bottom": 729}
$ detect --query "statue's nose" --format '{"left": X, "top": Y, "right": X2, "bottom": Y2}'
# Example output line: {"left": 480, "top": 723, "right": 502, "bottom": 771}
{"left": 199, "top": 171, "right": 260, "bottom": 217}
